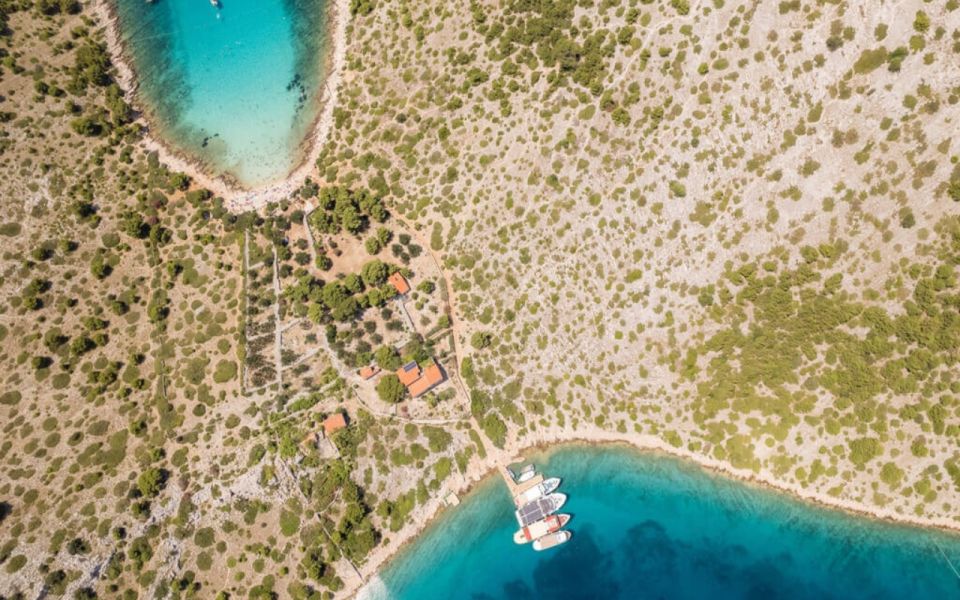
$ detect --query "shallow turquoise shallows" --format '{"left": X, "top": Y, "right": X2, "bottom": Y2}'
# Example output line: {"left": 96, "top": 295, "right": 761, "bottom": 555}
{"left": 371, "top": 445, "right": 960, "bottom": 599}
{"left": 113, "top": 0, "right": 327, "bottom": 187}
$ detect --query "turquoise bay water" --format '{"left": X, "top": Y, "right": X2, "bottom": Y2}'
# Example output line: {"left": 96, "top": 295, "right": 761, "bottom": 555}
{"left": 113, "top": 0, "right": 328, "bottom": 187}
{"left": 374, "top": 445, "right": 960, "bottom": 599}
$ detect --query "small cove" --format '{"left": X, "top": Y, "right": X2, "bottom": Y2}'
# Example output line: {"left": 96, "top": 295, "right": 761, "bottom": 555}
{"left": 369, "top": 444, "right": 960, "bottom": 599}
{"left": 112, "top": 0, "right": 329, "bottom": 187}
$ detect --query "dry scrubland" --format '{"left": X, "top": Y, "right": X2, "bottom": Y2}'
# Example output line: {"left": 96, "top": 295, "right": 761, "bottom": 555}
{"left": 1, "top": 0, "right": 960, "bottom": 598}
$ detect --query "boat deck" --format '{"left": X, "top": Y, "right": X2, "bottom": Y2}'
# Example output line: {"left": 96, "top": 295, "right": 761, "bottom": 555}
{"left": 516, "top": 496, "right": 555, "bottom": 527}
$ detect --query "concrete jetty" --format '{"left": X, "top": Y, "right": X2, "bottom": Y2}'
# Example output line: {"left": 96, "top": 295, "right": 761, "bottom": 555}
{"left": 498, "top": 464, "right": 544, "bottom": 499}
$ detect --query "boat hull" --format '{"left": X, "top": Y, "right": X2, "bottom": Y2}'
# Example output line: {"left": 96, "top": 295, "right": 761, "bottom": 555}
{"left": 516, "top": 469, "right": 535, "bottom": 483}
{"left": 533, "top": 530, "right": 572, "bottom": 551}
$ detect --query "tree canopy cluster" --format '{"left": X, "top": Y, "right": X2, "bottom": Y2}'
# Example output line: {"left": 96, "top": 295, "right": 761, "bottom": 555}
{"left": 307, "top": 185, "right": 388, "bottom": 236}
{"left": 283, "top": 259, "right": 403, "bottom": 323}
{"left": 472, "top": 0, "right": 620, "bottom": 96}
{"left": 376, "top": 373, "right": 405, "bottom": 403}
{"left": 70, "top": 41, "right": 113, "bottom": 94}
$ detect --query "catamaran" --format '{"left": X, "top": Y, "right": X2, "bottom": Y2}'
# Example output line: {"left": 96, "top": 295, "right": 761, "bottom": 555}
{"left": 514, "top": 477, "right": 561, "bottom": 507}
{"left": 513, "top": 513, "right": 571, "bottom": 544}
{"left": 532, "top": 530, "right": 571, "bottom": 551}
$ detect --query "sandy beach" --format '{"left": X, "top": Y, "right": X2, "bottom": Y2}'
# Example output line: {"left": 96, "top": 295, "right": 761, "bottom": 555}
{"left": 345, "top": 426, "right": 960, "bottom": 599}
{"left": 92, "top": 0, "right": 351, "bottom": 212}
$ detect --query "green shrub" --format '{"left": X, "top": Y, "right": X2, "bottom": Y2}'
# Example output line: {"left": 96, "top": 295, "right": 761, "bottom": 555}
{"left": 482, "top": 413, "right": 507, "bottom": 448}
{"left": 350, "top": 0, "right": 374, "bottom": 16}
{"left": 471, "top": 331, "right": 492, "bottom": 349}
{"left": 5, "top": 554, "right": 26, "bottom": 574}
{"left": 137, "top": 467, "right": 168, "bottom": 498}
{"left": 433, "top": 457, "right": 453, "bottom": 483}
{"left": 879, "top": 462, "right": 904, "bottom": 489}
{"left": 947, "top": 180, "right": 960, "bottom": 202}
{"left": 213, "top": 360, "right": 237, "bottom": 383}
{"left": 280, "top": 509, "right": 300, "bottom": 537}
{"left": 853, "top": 47, "right": 888, "bottom": 73}
{"left": 848, "top": 437, "right": 882, "bottom": 466}
{"left": 194, "top": 527, "right": 215, "bottom": 547}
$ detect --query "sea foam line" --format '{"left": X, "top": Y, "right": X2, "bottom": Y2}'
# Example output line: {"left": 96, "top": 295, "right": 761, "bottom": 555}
{"left": 354, "top": 574, "right": 391, "bottom": 600}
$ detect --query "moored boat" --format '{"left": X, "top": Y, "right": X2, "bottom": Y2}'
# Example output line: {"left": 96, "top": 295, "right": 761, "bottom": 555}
{"left": 515, "top": 492, "right": 567, "bottom": 527}
{"left": 514, "top": 476, "right": 561, "bottom": 507}
{"left": 515, "top": 464, "right": 536, "bottom": 483}
{"left": 532, "top": 530, "right": 571, "bottom": 551}
{"left": 513, "top": 513, "right": 571, "bottom": 544}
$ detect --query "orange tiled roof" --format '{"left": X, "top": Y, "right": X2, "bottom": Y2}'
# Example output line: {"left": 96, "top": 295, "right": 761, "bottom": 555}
{"left": 388, "top": 272, "right": 410, "bottom": 295}
{"left": 408, "top": 363, "right": 444, "bottom": 398}
{"left": 396, "top": 361, "right": 421, "bottom": 386}
{"left": 323, "top": 413, "right": 347, "bottom": 436}
{"left": 359, "top": 365, "right": 380, "bottom": 380}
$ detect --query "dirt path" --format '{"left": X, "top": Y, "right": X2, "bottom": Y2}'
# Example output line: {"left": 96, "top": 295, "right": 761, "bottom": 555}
{"left": 392, "top": 216, "right": 470, "bottom": 400}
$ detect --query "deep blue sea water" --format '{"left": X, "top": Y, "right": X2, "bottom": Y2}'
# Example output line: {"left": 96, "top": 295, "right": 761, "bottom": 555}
{"left": 113, "top": 0, "right": 328, "bottom": 186}
{"left": 371, "top": 445, "right": 960, "bottom": 600}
